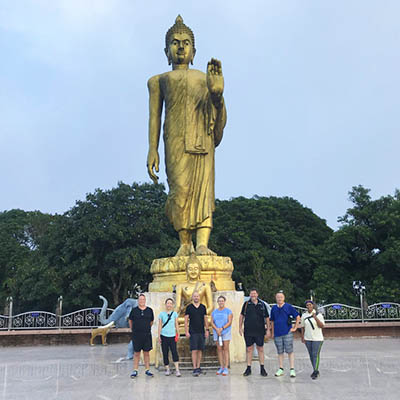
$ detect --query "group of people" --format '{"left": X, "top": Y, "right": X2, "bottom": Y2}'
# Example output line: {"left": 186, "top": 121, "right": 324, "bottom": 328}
{"left": 128, "top": 289, "right": 325, "bottom": 380}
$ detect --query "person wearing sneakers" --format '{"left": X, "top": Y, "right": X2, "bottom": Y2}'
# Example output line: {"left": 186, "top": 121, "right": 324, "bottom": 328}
{"left": 270, "top": 291, "right": 300, "bottom": 378}
{"left": 301, "top": 300, "right": 325, "bottom": 380}
{"left": 211, "top": 295, "right": 233, "bottom": 376}
{"left": 128, "top": 294, "right": 154, "bottom": 378}
{"left": 239, "top": 288, "right": 270, "bottom": 377}
{"left": 158, "top": 298, "right": 181, "bottom": 377}
{"left": 185, "top": 291, "right": 209, "bottom": 377}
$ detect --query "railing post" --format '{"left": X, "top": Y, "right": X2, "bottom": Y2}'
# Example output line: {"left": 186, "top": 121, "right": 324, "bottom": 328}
{"left": 7, "top": 297, "right": 13, "bottom": 331}
{"left": 57, "top": 296, "right": 63, "bottom": 330}
{"left": 360, "top": 292, "right": 364, "bottom": 323}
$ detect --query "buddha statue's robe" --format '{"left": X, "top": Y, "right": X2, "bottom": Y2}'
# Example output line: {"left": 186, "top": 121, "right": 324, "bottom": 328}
{"left": 152, "top": 69, "right": 227, "bottom": 231}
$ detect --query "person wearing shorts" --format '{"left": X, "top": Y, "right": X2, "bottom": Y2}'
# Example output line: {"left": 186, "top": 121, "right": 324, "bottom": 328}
{"left": 301, "top": 300, "right": 325, "bottom": 379}
{"left": 211, "top": 295, "right": 233, "bottom": 376}
{"left": 185, "top": 291, "right": 209, "bottom": 377}
{"left": 270, "top": 291, "right": 300, "bottom": 378}
{"left": 128, "top": 294, "right": 154, "bottom": 378}
{"left": 239, "top": 288, "right": 270, "bottom": 377}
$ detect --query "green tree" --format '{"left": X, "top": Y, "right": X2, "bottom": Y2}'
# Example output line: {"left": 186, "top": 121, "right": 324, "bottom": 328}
{"left": 210, "top": 196, "right": 332, "bottom": 304}
{"left": 312, "top": 186, "right": 400, "bottom": 304}
{"left": 0, "top": 209, "right": 60, "bottom": 313}
{"left": 2, "top": 182, "right": 399, "bottom": 313}
{"left": 44, "top": 182, "right": 178, "bottom": 310}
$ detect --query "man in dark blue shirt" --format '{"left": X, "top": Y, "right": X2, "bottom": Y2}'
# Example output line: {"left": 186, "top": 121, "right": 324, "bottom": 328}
{"left": 270, "top": 291, "right": 300, "bottom": 378}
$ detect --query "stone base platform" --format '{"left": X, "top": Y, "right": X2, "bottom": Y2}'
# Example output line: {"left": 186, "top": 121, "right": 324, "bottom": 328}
{"left": 149, "top": 255, "right": 236, "bottom": 292}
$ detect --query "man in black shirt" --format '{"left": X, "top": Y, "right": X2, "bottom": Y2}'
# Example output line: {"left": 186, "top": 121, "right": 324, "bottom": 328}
{"left": 128, "top": 294, "right": 154, "bottom": 378}
{"left": 239, "top": 288, "right": 270, "bottom": 377}
{"left": 185, "top": 291, "right": 209, "bottom": 376}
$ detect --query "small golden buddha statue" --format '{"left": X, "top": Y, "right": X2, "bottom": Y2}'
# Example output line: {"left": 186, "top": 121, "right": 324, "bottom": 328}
{"left": 175, "top": 255, "right": 213, "bottom": 324}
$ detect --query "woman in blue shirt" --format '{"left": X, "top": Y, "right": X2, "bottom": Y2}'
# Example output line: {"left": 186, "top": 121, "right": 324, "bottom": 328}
{"left": 158, "top": 298, "right": 181, "bottom": 377}
{"left": 211, "top": 295, "right": 233, "bottom": 375}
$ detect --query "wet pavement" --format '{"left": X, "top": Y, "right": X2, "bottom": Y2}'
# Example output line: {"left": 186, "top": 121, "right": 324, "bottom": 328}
{"left": 1, "top": 338, "right": 399, "bottom": 400}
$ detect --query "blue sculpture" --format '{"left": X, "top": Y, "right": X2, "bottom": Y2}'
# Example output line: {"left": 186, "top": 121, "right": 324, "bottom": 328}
{"left": 98, "top": 295, "right": 137, "bottom": 360}
{"left": 99, "top": 295, "right": 137, "bottom": 327}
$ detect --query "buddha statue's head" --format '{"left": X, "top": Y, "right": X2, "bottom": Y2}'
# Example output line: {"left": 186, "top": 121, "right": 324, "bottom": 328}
{"left": 186, "top": 254, "right": 202, "bottom": 281}
{"left": 165, "top": 15, "right": 196, "bottom": 66}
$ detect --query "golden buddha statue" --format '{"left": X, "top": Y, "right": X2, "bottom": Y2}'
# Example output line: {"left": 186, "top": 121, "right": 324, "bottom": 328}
{"left": 146, "top": 15, "right": 227, "bottom": 257}
{"left": 175, "top": 255, "right": 213, "bottom": 324}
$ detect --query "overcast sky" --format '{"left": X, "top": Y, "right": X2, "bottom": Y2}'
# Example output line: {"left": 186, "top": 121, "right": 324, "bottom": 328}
{"left": 1, "top": 0, "right": 399, "bottom": 229}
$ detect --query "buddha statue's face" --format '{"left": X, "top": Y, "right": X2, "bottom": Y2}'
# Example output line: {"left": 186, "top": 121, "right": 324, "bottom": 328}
{"left": 165, "top": 32, "right": 195, "bottom": 66}
{"left": 187, "top": 262, "right": 200, "bottom": 280}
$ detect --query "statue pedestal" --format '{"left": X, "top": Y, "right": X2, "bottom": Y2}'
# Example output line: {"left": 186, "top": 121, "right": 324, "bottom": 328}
{"left": 149, "top": 255, "right": 236, "bottom": 292}
{"left": 145, "top": 290, "right": 246, "bottom": 365}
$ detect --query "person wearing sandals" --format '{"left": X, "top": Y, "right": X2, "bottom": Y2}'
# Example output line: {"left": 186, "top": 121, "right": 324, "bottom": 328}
{"left": 211, "top": 295, "right": 233, "bottom": 376}
{"left": 129, "top": 294, "right": 154, "bottom": 378}
{"left": 158, "top": 298, "right": 181, "bottom": 377}
{"left": 270, "top": 291, "right": 300, "bottom": 378}
{"left": 301, "top": 300, "right": 325, "bottom": 380}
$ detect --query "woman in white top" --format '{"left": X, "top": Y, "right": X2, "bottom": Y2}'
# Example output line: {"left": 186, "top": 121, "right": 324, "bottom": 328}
{"left": 300, "top": 300, "right": 325, "bottom": 380}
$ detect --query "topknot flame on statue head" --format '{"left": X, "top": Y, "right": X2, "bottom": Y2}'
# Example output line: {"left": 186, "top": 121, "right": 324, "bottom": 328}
{"left": 165, "top": 15, "right": 196, "bottom": 50}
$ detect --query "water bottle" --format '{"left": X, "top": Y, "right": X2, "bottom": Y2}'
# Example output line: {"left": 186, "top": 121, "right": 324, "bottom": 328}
{"left": 218, "top": 335, "right": 223, "bottom": 346}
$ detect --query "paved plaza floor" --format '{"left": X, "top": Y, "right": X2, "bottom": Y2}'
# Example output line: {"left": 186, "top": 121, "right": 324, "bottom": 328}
{"left": 1, "top": 338, "right": 399, "bottom": 400}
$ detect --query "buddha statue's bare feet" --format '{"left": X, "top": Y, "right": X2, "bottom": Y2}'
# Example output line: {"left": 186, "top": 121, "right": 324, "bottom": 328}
{"left": 175, "top": 243, "right": 194, "bottom": 257}
{"left": 195, "top": 245, "right": 216, "bottom": 256}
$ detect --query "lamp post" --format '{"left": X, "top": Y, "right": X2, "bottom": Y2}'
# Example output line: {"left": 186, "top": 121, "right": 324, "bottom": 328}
{"left": 352, "top": 281, "right": 366, "bottom": 323}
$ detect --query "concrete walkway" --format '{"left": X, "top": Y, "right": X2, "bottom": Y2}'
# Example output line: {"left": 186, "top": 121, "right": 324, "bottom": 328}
{"left": 1, "top": 338, "right": 399, "bottom": 400}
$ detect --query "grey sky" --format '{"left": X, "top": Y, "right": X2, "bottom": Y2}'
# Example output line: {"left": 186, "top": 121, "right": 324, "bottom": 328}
{"left": 1, "top": 0, "right": 399, "bottom": 229}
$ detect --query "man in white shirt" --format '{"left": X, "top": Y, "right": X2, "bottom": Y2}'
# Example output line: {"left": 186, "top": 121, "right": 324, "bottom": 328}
{"left": 300, "top": 300, "right": 325, "bottom": 380}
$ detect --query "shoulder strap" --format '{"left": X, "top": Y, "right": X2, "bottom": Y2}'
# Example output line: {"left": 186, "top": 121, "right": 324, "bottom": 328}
{"left": 243, "top": 301, "right": 249, "bottom": 317}
{"left": 305, "top": 315, "right": 315, "bottom": 330}
{"left": 162, "top": 312, "right": 173, "bottom": 329}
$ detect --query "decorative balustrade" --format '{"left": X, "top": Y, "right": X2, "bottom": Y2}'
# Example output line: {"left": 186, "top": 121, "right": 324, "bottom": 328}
{"left": 0, "top": 308, "right": 114, "bottom": 330}
{"left": 0, "top": 314, "right": 9, "bottom": 330}
{"left": 1, "top": 302, "right": 399, "bottom": 330}
{"left": 364, "top": 302, "right": 400, "bottom": 320}
{"left": 318, "top": 303, "right": 363, "bottom": 321}
{"left": 318, "top": 302, "right": 400, "bottom": 322}
{"left": 60, "top": 308, "right": 114, "bottom": 328}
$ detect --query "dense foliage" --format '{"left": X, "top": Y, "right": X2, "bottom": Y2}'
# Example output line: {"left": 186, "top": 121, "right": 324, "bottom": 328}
{"left": 0, "top": 183, "right": 399, "bottom": 313}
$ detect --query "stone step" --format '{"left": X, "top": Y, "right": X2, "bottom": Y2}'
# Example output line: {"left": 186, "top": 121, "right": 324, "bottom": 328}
{"left": 157, "top": 356, "right": 220, "bottom": 371}
{"left": 155, "top": 336, "right": 218, "bottom": 369}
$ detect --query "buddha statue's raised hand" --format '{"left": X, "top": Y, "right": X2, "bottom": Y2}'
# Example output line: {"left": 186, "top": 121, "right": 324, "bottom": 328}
{"left": 207, "top": 58, "right": 224, "bottom": 107}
